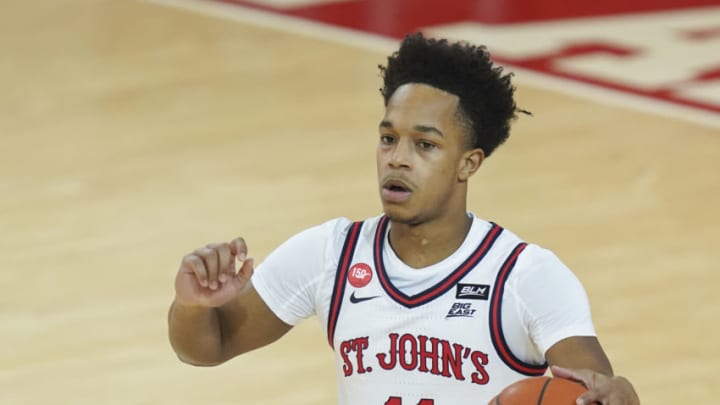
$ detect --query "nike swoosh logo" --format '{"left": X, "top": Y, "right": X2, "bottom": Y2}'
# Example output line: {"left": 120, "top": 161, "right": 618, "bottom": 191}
{"left": 349, "top": 291, "right": 380, "bottom": 304}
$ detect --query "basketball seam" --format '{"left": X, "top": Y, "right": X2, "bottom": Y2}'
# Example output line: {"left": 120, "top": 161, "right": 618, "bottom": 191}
{"left": 537, "top": 377, "right": 553, "bottom": 405}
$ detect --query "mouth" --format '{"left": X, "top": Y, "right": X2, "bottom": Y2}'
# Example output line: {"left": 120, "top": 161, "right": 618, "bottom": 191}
{"left": 381, "top": 178, "right": 413, "bottom": 203}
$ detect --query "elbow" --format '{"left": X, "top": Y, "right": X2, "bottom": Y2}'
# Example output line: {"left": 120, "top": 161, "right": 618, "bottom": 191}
{"left": 175, "top": 352, "right": 225, "bottom": 367}
{"left": 170, "top": 340, "right": 226, "bottom": 367}
{"left": 169, "top": 335, "right": 227, "bottom": 367}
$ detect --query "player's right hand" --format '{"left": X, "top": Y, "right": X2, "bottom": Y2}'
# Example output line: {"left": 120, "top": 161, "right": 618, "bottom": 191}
{"left": 174, "top": 237, "right": 254, "bottom": 308}
{"left": 551, "top": 366, "right": 640, "bottom": 405}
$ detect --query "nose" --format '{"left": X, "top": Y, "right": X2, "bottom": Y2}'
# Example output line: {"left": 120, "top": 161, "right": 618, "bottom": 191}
{"left": 388, "top": 138, "right": 412, "bottom": 169}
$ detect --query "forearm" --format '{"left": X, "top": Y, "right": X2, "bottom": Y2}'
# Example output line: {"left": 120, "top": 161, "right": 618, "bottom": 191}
{"left": 168, "top": 300, "right": 225, "bottom": 366}
{"left": 546, "top": 336, "right": 614, "bottom": 375}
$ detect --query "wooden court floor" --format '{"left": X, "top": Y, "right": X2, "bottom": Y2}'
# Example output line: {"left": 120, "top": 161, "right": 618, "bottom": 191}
{"left": 1, "top": 0, "right": 718, "bottom": 404}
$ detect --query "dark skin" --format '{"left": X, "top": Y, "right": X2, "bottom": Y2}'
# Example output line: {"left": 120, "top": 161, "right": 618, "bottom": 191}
{"left": 169, "top": 244, "right": 291, "bottom": 365}
{"left": 377, "top": 81, "right": 614, "bottom": 382}
{"left": 168, "top": 82, "right": 638, "bottom": 405}
{"left": 376, "top": 82, "right": 482, "bottom": 268}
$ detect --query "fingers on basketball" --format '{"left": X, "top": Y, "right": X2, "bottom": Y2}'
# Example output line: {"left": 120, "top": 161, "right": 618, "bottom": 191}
{"left": 489, "top": 376, "right": 587, "bottom": 405}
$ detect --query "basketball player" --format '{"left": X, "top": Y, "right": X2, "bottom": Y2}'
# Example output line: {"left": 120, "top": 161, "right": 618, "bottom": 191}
{"left": 168, "top": 33, "right": 640, "bottom": 405}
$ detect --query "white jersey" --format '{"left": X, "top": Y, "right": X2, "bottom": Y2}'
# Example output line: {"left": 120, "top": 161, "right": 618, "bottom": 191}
{"left": 252, "top": 214, "right": 596, "bottom": 405}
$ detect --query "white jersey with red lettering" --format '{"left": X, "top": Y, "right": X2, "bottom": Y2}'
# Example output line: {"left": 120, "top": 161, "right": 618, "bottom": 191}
{"left": 252, "top": 214, "right": 595, "bottom": 405}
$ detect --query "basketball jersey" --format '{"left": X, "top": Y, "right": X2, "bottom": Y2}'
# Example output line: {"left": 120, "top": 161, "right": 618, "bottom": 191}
{"left": 324, "top": 215, "right": 547, "bottom": 405}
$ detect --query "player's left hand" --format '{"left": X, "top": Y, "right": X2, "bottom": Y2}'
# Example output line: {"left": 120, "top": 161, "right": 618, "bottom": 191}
{"left": 551, "top": 365, "right": 640, "bottom": 405}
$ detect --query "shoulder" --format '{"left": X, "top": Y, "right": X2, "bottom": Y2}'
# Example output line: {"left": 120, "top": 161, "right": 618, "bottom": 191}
{"left": 318, "top": 214, "right": 385, "bottom": 239}
{"left": 283, "top": 215, "right": 383, "bottom": 257}
{"left": 517, "top": 244, "right": 567, "bottom": 270}
{"left": 469, "top": 215, "right": 576, "bottom": 281}
{"left": 285, "top": 217, "right": 355, "bottom": 245}
{"left": 513, "top": 241, "right": 576, "bottom": 284}
{"left": 509, "top": 242, "right": 587, "bottom": 303}
{"left": 468, "top": 214, "right": 567, "bottom": 273}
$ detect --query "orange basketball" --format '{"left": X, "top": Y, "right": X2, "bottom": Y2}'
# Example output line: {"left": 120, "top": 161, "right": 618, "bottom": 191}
{"left": 488, "top": 376, "right": 587, "bottom": 405}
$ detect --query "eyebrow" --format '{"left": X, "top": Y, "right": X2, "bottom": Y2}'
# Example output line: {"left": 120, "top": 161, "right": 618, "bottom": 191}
{"left": 379, "top": 120, "right": 444, "bottom": 137}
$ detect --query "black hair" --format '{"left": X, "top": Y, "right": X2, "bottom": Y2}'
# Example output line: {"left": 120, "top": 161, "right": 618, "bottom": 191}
{"left": 379, "top": 32, "right": 522, "bottom": 157}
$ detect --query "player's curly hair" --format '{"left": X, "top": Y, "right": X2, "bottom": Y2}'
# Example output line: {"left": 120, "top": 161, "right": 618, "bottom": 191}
{"left": 379, "top": 32, "right": 520, "bottom": 157}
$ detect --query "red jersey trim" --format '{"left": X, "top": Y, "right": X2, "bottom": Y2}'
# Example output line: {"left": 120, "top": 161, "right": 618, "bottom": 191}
{"left": 373, "top": 215, "right": 504, "bottom": 308}
{"left": 489, "top": 243, "right": 548, "bottom": 376}
{"left": 327, "top": 221, "right": 364, "bottom": 349}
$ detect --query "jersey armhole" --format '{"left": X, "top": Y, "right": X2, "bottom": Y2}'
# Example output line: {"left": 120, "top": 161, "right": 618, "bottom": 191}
{"left": 325, "top": 220, "right": 364, "bottom": 349}
{"left": 489, "top": 243, "right": 549, "bottom": 376}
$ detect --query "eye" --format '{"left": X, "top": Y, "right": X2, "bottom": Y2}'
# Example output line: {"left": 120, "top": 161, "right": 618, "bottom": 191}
{"left": 417, "top": 141, "right": 436, "bottom": 151}
{"left": 380, "top": 134, "right": 395, "bottom": 145}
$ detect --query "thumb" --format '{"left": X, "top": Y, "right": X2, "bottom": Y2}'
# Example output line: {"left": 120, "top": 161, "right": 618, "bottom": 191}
{"left": 552, "top": 366, "right": 611, "bottom": 405}
{"left": 240, "top": 257, "right": 254, "bottom": 278}
{"left": 551, "top": 365, "right": 588, "bottom": 384}
{"left": 551, "top": 366, "right": 597, "bottom": 403}
{"left": 575, "top": 389, "right": 603, "bottom": 405}
{"left": 233, "top": 257, "right": 254, "bottom": 289}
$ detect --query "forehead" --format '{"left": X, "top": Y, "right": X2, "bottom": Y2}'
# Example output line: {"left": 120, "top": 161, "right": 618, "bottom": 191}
{"left": 384, "top": 83, "right": 461, "bottom": 127}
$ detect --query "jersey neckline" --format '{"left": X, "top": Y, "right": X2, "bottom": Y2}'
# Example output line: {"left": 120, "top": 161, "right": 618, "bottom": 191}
{"left": 372, "top": 215, "right": 504, "bottom": 308}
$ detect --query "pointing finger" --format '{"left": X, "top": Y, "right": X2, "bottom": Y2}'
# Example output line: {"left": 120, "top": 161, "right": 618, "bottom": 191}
{"left": 230, "top": 237, "right": 247, "bottom": 261}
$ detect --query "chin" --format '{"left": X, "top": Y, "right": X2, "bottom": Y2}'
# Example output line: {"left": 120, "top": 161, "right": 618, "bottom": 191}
{"left": 382, "top": 205, "right": 423, "bottom": 226}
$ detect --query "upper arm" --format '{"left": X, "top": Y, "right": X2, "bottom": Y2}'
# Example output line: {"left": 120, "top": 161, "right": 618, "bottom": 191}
{"left": 216, "top": 284, "right": 293, "bottom": 361}
{"left": 545, "top": 336, "right": 613, "bottom": 376}
{"left": 510, "top": 245, "right": 599, "bottom": 361}
{"left": 251, "top": 218, "right": 351, "bottom": 325}
{"left": 511, "top": 245, "right": 613, "bottom": 375}
{"left": 215, "top": 218, "right": 350, "bottom": 361}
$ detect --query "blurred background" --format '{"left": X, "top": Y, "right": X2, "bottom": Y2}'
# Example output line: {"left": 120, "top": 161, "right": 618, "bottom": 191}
{"left": 1, "top": 0, "right": 718, "bottom": 404}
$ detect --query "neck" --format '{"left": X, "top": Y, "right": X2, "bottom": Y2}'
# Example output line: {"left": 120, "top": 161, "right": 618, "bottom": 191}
{"left": 387, "top": 211, "right": 472, "bottom": 269}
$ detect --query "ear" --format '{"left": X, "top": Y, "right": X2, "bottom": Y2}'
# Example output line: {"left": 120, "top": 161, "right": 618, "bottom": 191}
{"left": 458, "top": 148, "right": 484, "bottom": 182}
